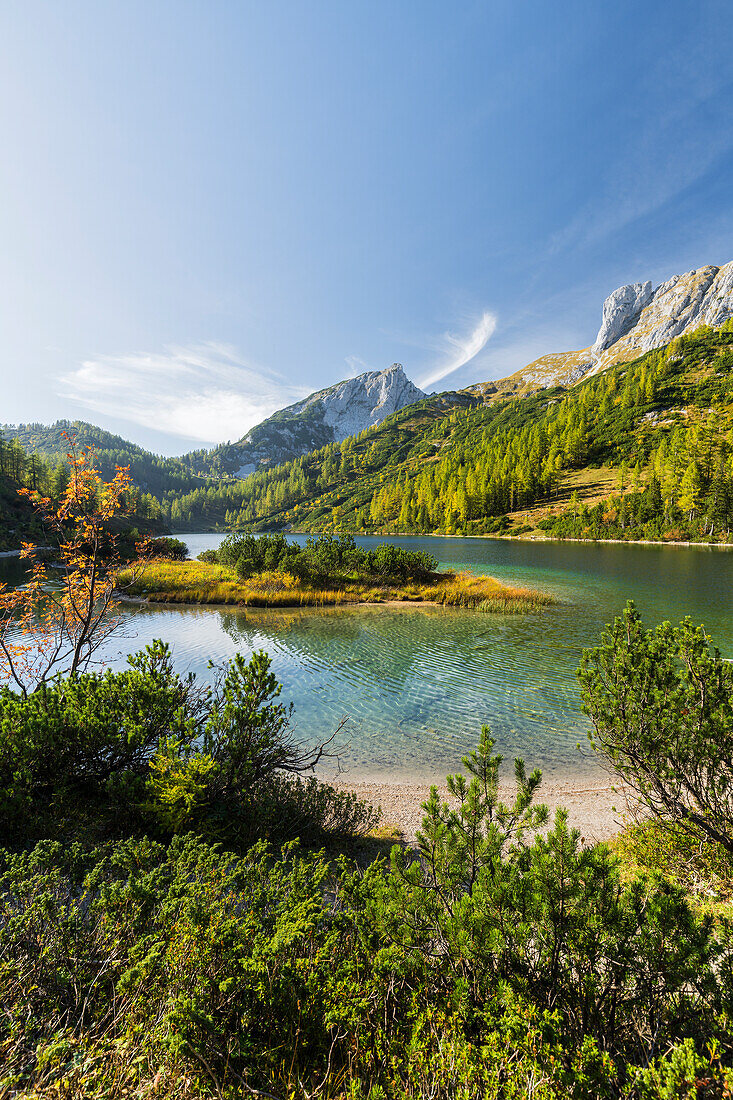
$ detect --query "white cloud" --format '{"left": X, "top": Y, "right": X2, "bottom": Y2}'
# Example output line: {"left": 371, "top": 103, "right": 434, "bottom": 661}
{"left": 60, "top": 342, "right": 311, "bottom": 445}
{"left": 416, "top": 311, "right": 497, "bottom": 390}
{"left": 343, "top": 354, "right": 373, "bottom": 378}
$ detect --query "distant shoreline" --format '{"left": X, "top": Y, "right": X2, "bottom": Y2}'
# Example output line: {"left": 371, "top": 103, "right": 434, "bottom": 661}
{"left": 281, "top": 530, "right": 733, "bottom": 549}
{"left": 500, "top": 534, "right": 733, "bottom": 549}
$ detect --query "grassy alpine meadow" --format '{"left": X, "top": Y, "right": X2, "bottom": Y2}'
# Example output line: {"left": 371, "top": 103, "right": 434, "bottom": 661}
{"left": 119, "top": 556, "right": 553, "bottom": 611}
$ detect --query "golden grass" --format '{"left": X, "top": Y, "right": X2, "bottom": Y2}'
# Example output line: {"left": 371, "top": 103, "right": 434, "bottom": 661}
{"left": 431, "top": 571, "right": 553, "bottom": 611}
{"left": 506, "top": 465, "right": 620, "bottom": 535}
{"left": 118, "top": 560, "right": 553, "bottom": 613}
{"left": 118, "top": 561, "right": 352, "bottom": 607}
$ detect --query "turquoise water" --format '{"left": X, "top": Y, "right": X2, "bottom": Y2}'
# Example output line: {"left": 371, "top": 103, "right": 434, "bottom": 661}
{"left": 3, "top": 535, "right": 732, "bottom": 784}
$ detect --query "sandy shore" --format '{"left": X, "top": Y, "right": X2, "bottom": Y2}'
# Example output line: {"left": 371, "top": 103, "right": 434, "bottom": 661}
{"left": 333, "top": 777, "right": 636, "bottom": 844}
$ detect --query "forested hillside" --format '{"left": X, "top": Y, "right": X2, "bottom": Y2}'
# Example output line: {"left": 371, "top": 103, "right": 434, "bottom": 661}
{"left": 0, "top": 432, "right": 167, "bottom": 549}
{"left": 6, "top": 324, "right": 733, "bottom": 542}
{"left": 171, "top": 323, "right": 733, "bottom": 542}
{"left": 0, "top": 436, "right": 48, "bottom": 550}
{"left": 1, "top": 420, "right": 203, "bottom": 497}
{"left": 0, "top": 420, "right": 241, "bottom": 529}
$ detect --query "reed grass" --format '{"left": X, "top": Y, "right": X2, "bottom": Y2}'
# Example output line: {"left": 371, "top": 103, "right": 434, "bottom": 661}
{"left": 432, "top": 571, "right": 554, "bottom": 612}
{"left": 118, "top": 560, "right": 553, "bottom": 612}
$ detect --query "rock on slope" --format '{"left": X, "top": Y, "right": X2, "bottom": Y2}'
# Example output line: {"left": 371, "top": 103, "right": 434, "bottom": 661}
{"left": 282, "top": 363, "right": 425, "bottom": 442}
{"left": 480, "top": 261, "right": 733, "bottom": 394}
{"left": 592, "top": 281, "right": 654, "bottom": 356}
{"left": 197, "top": 364, "right": 426, "bottom": 477}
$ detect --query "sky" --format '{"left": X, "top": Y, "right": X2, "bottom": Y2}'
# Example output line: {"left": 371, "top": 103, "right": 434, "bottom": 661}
{"left": 2, "top": 1, "right": 733, "bottom": 455}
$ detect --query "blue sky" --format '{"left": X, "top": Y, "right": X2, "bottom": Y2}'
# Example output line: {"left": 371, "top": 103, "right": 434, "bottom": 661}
{"left": 2, "top": 1, "right": 733, "bottom": 453}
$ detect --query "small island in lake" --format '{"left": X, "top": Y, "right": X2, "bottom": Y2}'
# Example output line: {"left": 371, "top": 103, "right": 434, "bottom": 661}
{"left": 120, "top": 532, "right": 552, "bottom": 612}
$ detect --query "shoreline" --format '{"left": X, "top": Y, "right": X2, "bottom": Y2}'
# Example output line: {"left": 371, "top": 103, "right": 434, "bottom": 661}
{"left": 118, "top": 593, "right": 550, "bottom": 612}
{"left": 502, "top": 534, "right": 733, "bottom": 549}
{"left": 333, "top": 777, "right": 636, "bottom": 844}
{"left": 188, "top": 529, "right": 733, "bottom": 550}
{"left": 360, "top": 533, "right": 733, "bottom": 550}
{"left": 121, "top": 593, "right": 449, "bottom": 609}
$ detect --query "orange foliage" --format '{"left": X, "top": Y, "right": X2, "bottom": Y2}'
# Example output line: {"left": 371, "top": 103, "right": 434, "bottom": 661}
{"left": 0, "top": 438, "right": 143, "bottom": 694}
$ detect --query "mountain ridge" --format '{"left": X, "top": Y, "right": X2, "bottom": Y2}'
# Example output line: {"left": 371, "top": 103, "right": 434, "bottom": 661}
{"left": 477, "top": 260, "right": 733, "bottom": 396}
{"left": 188, "top": 363, "right": 426, "bottom": 477}
{"left": 2, "top": 364, "right": 425, "bottom": 479}
{"left": 217, "top": 323, "right": 733, "bottom": 542}
{"left": 6, "top": 258, "right": 733, "bottom": 538}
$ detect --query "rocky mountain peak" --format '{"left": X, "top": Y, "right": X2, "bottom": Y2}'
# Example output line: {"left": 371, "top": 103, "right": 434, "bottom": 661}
{"left": 504, "top": 260, "right": 733, "bottom": 394}
{"left": 592, "top": 280, "right": 653, "bottom": 357}
{"left": 196, "top": 363, "right": 426, "bottom": 478}
{"left": 298, "top": 363, "right": 426, "bottom": 442}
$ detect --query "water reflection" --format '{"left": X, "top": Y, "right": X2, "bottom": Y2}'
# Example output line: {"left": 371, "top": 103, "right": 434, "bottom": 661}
{"left": 78, "top": 601, "right": 601, "bottom": 783}
{"left": 1, "top": 535, "right": 731, "bottom": 784}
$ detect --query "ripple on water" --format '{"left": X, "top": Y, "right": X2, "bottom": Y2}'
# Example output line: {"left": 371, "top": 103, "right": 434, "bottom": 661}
{"left": 2, "top": 534, "right": 731, "bottom": 783}
{"left": 95, "top": 601, "right": 593, "bottom": 782}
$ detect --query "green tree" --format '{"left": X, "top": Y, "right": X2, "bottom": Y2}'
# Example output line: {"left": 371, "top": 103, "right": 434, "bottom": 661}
{"left": 579, "top": 602, "right": 733, "bottom": 854}
{"left": 678, "top": 461, "right": 701, "bottom": 521}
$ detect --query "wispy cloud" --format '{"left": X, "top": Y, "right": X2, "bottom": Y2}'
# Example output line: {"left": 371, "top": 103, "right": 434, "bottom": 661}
{"left": 60, "top": 342, "right": 310, "bottom": 445}
{"left": 343, "top": 354, "right": 373, "bottom": 378}
{"left": 545, "top": 74, "right": 733, "bottom": 264}
{"left": 547, "top": 139, "right": 732, "bottom": 264}
{"left": 416, "top": 311, "right": 497, "bottom": 390}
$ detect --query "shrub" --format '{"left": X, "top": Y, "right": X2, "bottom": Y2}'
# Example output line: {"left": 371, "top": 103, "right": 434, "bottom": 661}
{"left": 0, "top": 733, "right": 731, "bottom": 1097}
{"left": 146, "top": 536, "right": 188, "bottom": 560}
{"left": 0, "top": 640, "right": 193, "bottom": 839}
{"left": 386, "top": 728, "right": 722, "bottom": 1071}
{"left": 213, "top": 532, "right": 438, "bottom": 585}
{"left": 218, "top": 531, "right": 300, "bottom": 577}
{"left": 615, "top": 818, "right": 733, "bottom": 901}
{"left": 196, "top": 547, "right": 219, "bottom": 563}
{"left": 363, "top": 542, "right": 437, "bottom": 580}
{"left": 242, "top": 773, "right": 379, "bottom": 845}
{"left": 0, "top": 644, "right": 370, "bottom": 849}
{"left": 579, "top": 601, "right": 733, "bottom": 854}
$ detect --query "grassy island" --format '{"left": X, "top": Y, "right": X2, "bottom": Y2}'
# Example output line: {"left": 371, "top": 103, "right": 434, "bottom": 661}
{"left": 120, "top": 532, "right": 552, "bottom": 612}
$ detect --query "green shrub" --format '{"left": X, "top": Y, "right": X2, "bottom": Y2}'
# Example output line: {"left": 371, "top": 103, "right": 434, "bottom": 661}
{"left": 146, "top": 536, "right": 188, "bottom": 560}
{"left": 0, "top": 643, "right": 374, "bottom": 849}
{"left": 388, "top": 727, "right": 720, "bottom": 1066}
{"left": 579, "top": 601, "right": 733, "bottom": 855}
{"left": 616, "top": 818, "right": 733, "bottom": 901}
{"left": 196, "top": 547, "right": 219, "bottom": 562}
{"left": 0, "top": 640, "right": 191, "bottom": 839}
{"left": 1, "top": 733, "right": 732, "bottom": 1097}
{"left": 212, "top": 532, "right": 438, "bottom": 584}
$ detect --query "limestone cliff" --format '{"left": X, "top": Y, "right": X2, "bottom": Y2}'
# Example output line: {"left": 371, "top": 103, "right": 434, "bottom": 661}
{"left": 501, "top": 261, "right": 733, "bottom": 393}
{"left": 192, "top": 364, "right": 426, "bottom": 477}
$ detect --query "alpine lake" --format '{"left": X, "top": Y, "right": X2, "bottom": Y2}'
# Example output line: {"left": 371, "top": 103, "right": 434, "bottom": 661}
{"left": 2, "top": 535, "right": 732, "bottom": 785}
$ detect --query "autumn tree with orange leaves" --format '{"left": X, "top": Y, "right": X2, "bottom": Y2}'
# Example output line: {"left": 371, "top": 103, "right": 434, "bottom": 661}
{"left": 0, "top": 440, "right": 146, "bottom": 694}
